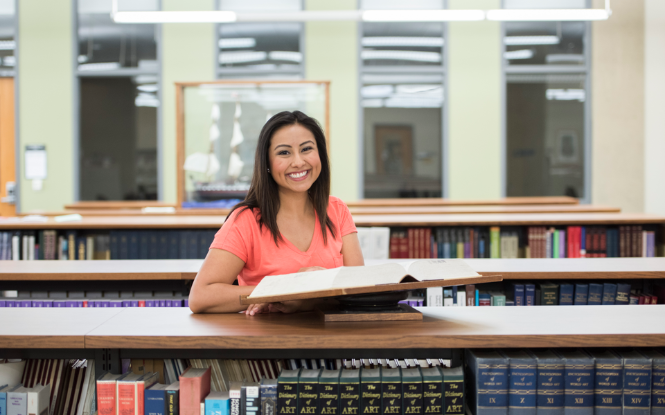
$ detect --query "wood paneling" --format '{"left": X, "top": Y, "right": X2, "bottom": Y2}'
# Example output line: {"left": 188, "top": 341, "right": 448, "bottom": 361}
{"left": 0, "top": 78, "right": 15, "bottom": 217}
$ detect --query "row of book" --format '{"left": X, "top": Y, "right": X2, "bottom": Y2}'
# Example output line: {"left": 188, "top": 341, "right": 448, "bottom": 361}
{"left": 389, "top": 226, "right": 660, "bottom": 259}
{"left": 425, "top": 282, "right": 664, "bottom": 306}
{"left": 0, "top": 230, "right": 216, "bottom": 260}
{"left": 0, "top": 299, "right": 189, "bottom": 307}
{"left": 466, "top": 348, "right": 665, "bottom": 415}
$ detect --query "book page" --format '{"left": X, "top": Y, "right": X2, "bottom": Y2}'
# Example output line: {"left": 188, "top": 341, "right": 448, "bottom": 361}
{"left": 331, "top": 262, "right": 410, "bottom": 288}
{"left": 247, "top": 267, "right": 341, "bottom": 299}
{"left": 406, "top": 259, "right": 480, "bottom": 281}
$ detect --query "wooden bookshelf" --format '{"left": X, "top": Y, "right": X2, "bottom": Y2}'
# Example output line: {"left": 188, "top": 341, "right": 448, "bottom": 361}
{"left": 1, "top": 306, "right": 664, "bottom": 350}
{"left": 2, "top": 212, "right": 664, "bottom": 230}
{"left": 1, "top": 258, "right": 664, "bottom": 281}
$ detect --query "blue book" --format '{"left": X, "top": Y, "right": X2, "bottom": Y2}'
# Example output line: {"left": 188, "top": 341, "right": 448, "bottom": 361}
{"left": 466, "top": 349, "right": 509, "bottom": 415}
{"left": 179, "top": 231, "right": 189, "bottom": 259}
{"left": 453, "top": 286, "right": 458, "bottom": 305}
{"left": 188, "top": 231, "right": 199, "bottom": 259}
{"left": 110, "top": 230, "right": 120, "bottom": 259}
{"left": 0, "top": 384, "right": 9, "bottom": 415}
{"left": 129, "top": 231, "right": 140, "bottom": 260}
{"left": 573, "top": 284, "right": 588, "bottom": 305}
{"left": 158, "top": 231, "right": 169, "bottom": 259}
{"left": 638, "top": 350, "right": 665, "bottom": 415}
{"left": 168, "top": 231, "right": 180, "bottom": 259}
{"left": 615, "top": 283, "right": 631, "bottom": 305}
{"left": 118, "top": 231, "right": 129, "bottom": 259}
{"left": 618, "top": 350, "right": 651, "bottom": 415}
{"left": 580, "top": 227, "right": 586, "bottom": 257}
{"left": 602, "top": 283, "right": 618, "bottom": 305}
{"left": 525, "top": 285, "right": 536, "bottom": 306}
{"left": 587, "top": 350, "right": 622, "bottom": 415}
{"left": 558, "top": 284, "right": 574, "bottom": 306}
{"left": 260, "top": 378, "right": 278, "bottom": 415}
{"left": 501, "top": 350, "right": 536, "bottom": 415}
{"left": 588, "top": 284, "right": 603, "bottom": 305}
{"left": 139, "top": 231, "right": 150, "bottom": 259}
{"left": 205, "top": 392, "right": 230, "bottom": 415}
{"left": 528, "top": 350, "right": 563, "bottom": 415}
{"left": 149, "top": 232, "right": 159, "bottom": 259}
{"left": 558, "top": 350, "right": 594, "bottom": 415}
{"left": 513, "top": 284, "right": 525, "bottom": 306}
{"left": 476, "top": 290, "right": 480, "bottom": 307}
{"left": 145, "top": 384, "right": 168, "bottom": 415}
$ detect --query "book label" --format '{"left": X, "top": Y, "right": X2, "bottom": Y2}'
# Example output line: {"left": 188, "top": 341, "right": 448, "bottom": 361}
{"left": 594, "top": 363, "right": 622, "bottom": 410}
{"left": 623, "top": 363, "right": 651, "bottom": 410}
{"left": 340, "top": 383, "right": 359, "bottom": 415}
{"left": 300, "top": 383, "right": 319, "bottom": 415}
{"left": 403, "top": 382, "right": 423, "bottom": 415}
{"left": 381, "top": 382, "right": 401, "bottom": 415}
{"left": 278, "top": 383, "right": 298, "bottom": 415}
{"left": 563, "top": 364, "right": 594, "bottom": 409}
{"left": 423, "top": 381, "right": 443, "bottom": 415}
{"left": 361, "top": 383, "right": 380, "bottom": 415}
{"left": 319, "top": 383, "right": 339, "bottom": 415}
{"left": 444, "top": 381, "right": 463, "bottom": 415}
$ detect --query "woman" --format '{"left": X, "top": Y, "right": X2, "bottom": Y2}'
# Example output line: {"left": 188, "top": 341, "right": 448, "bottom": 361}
{"left": 189, "top": 111, "right": 364, "bottom": 314}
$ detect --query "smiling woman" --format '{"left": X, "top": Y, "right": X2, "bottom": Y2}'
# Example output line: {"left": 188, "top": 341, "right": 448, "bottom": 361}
{"left": 188, "top": 111, "right": 365, "bottom": 314}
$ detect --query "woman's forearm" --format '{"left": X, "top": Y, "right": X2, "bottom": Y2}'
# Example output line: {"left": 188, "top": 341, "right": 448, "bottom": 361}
{"left": 189, "top": 282, "right": 255, "bottom": 314}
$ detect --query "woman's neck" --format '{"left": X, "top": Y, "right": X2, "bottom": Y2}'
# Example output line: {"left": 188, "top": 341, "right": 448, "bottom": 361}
{"left": 277, "top": 189, "right": 313, "bottom": 218}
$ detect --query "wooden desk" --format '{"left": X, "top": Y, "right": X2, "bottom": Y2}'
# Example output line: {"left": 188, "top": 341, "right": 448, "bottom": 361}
{"left": 1, "top": 258, "right": 664, "bottom": 281}
{"left": 2, "top": 212, "right": 664, "bottom": 230}
{"left": 0, "top": 308, "right": 123, "bottom": 349}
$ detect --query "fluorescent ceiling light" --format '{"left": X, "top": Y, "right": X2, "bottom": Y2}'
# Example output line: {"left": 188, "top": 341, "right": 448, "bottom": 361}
{"left": 395, "top": 84, "right": 442, "bottom": 94}
{"left": 362, "top": 99, "right": 384, "bottom": 108}
{"left": 219, "top": 38, "right": 256, "bottom": 48}
{"left": 362, "top": 50, "right": 441, "bottom": 63}
{"left": 546, "top": 88, "right": 585, "bottom": 101}
{"left": 361, "top": 85, "right": 394, "bottom": 98}
{"left": 0, "top": 41, "right": 15, "bottom": 51}
{"left": 504, "top": 36, "right": 559, "bottom": 45}
{"left": 137, "top": 84, "right": 159, "bottom": 92}
{"left": 384, "top": 97, "right": 442, "bottom": 108}
{"left": 546, "top": 54, "right": 585, "bottom": 63}
{"left": 2, "top": 56, "right": 15, "bottom": 67}
{"left": 362, "top": 37, "right": 444, "bottom": 47}
{"left": 135, "top": 92, "right": 160, "bottom": 107}
{"left": 219, "top": 51, "right": 267, "bottom": 64}
{"left": 487, "top": 9, "right": 609, "bottom": 21}
{"left": 268, "top": 51, "right": 302, "bottom": 62}
{"left": 362, "top": 9, "right": 484, "bottom": 21}
{"left": 113, "top": 10, "right": 236, "bottom": 23}
{"left": 504, "top": 49, "right": 534, "bottom": 60}
{"left": 77, "top": 55, "right": 89, "bottom": 63}
{"left": 78, "top": 62, "right": 122, "bottom": 71}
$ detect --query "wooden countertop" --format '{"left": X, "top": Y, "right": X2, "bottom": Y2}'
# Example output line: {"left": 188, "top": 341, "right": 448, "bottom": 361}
{"left": 1, "top": 258, "right": 664, "bottom": 281}
{"left": 3, "top": 212, "right": 664, "bottom": 230}
{"left": 1, "top": 306, "right": 664, "bottom": 350}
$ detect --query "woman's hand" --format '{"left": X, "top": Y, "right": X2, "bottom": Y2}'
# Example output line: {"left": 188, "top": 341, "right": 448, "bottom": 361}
{"left": 245, "top": 300, "right": 306, "bottom": 315}
{"left": 245, "top": 303, "right": 271, "bottom": 316}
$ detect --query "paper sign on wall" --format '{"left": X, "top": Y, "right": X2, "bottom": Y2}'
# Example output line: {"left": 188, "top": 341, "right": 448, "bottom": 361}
{"left": 25, "top": 145, "right": 47, "bottom": 180}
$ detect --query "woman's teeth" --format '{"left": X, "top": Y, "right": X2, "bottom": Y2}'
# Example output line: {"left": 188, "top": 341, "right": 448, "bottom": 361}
{"left": 288, "top": 171, "right": 308, "bottom": 178}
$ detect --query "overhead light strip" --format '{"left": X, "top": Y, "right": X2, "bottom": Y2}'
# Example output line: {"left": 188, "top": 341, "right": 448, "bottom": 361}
{"left": 486, "top": 9, "right": 610, "bottom": 21}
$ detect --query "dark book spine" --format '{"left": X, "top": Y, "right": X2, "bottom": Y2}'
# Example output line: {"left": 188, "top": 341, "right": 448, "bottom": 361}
{"left": 444, "top": 380, "right": 464, "bottom": 415}
{"left": 508, "top": 361, "right": 536, "bottom": 415}
{"left": 246, "top": 385, "right": 260, "bottom": 415}
{"left": 615, "top": 283, "right": 631, "bottom": 305}
{"left": 110, "top": 231, "right": 119, "bottom": 259}
{"left": 403, "top": 382, "right": 423, "bottom": 415}
{"left": 361, "top": 382, "right": 380, "bottom": 415}
{"left": 381, "top": 381, "right": 401, "bottom": 415}
{"left": 587, "top": 284, "right": 603, "bottom": 305}
{"left": 423, "top": 380, "right": 442, "bottom": 415}
{"left": 573, "top": 285, "right": 588, "bottom": 306}
{"left": 166, "top": 391, "right": 179, "bottom": 415}
{"left": 320, "top": 383, "right": 339, "bottom": 415}
{"left": 652, "top": 360, "right": 665, "bottom": 415}
{"left": 299, "top": 382, "right": 319, "bottom": 415}
{"left": 602, "top": 283, "right": 617, "bottom": 305}
{"left": 623, "top": 360, "right": 651, "bottom": 415}
{"left": 558, "top": 285, "right": 574, "bottom": 306}
{"left": 340, "top": 382, "right": 359, "bottom": 415}
{"left": 262, "top": 385, "right": 277, "bottom": 415}
{"left": 593, "top": 361, "right": 622, "bottom": 415}
{"left": 139, "top": 231, "right": 150, "bottom": 259}
{"left": 563, "top": 360, "right": 594, "bottom": 415}
{"left": 278, "top": 382, "right": 298, "bottom": 415}
{"left": 535, "top": 362, "right": 563, "bottom": 415}
{"left": 525, "top": 285, "right": 536, "bottom": 306}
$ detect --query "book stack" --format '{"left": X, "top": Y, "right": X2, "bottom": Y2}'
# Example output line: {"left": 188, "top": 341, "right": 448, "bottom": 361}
{"left": 466, "top": 348, "right": 665, "bottom": 415}
{"left": 0, "top": 290, "right": 188, "bottom": 308}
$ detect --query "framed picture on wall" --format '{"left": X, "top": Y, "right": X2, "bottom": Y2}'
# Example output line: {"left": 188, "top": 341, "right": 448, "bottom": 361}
{"left": 374, "top": 125, "right": 413, "bottom": 176}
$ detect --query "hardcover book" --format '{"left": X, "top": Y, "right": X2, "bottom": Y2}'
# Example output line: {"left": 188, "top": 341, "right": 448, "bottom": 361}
{"left": 528, "top": 350, "right": 563, "bottom": 415}
{"left": 166, "top": 382, "right": 180, "bottom": 415}
{"left": 260, "top": 379, "right": 277, "bottom": 415}
{"left": 500, "top": 350, "right": 536, "bottom": 415}
{"left": 229, "top": 382, "right": 242, "bottom": 415}
{"left": 180, "top": 368, "right": 211, "bottom": 415}
{"left": 146, "top": 384, "right": 168, "bottom": 415}
{"left": 618, "top": 351, "right": 652, "bottom": 415}
{"left": 615, "top": 283, "right": 631, "bottom": 305}
{"left": 339, "top": 370, "right": 360, "bottom": 415}
{"left": 586, "top": 350, "right": 622, "bottom": 415}
{"left": 0, "top": 385, "right": 9, "bottom": 415}
{"left": 466, "top": 350, "right": 508, "bottom": 415}
{"left": 7, "top": 386, "right": 27, "bottom": 415}
{"left": 420, "top": 367, "right": 443, "bottom": 415}
{"left": 601, "top": 283, "right": 617, "bottom": 305}
{"left": 204, "top": 392, "right": 229, "bottom": 415}
{"left": 587, "top": 284, "right": 603, "bottom": 305}
{"left": 442, "top": 367, "right": 464, "bottom": 415}
{"left": 573, "top": 285, "right": 588, "bottom": 306}
{"left": 557, "top": 350, "right": 594, "bottom": 415}
{"left": 558, "top": 284, "right": 574, "bottom": 306}
{"left": 242, "top": 383, "right": 260, "bottom": 415}
{"left": 381, "top": 369, "right": 401, "bottom": 415}
{"left": 513, "top": 285, "right": 525, "bottom": 306}
{"left": 318, "top": 370, "right": 340, "bottom": 415}
{"left": 299, "top": 370, "right": 322, "bottom": 415}
{"left": 637, "top": 350, "right": 665, "bottom": 415}
{"left": 360, "top": 368, "right": 381, "bottom": 415}
{"left": 539, "top": 284, "right": 559, "bottom": 306}
{"left": 26, "top": 384, "right": 49, "bottom": 415}
{"left": 401, "top": 368, "right": 423, "bottom": 415}
{"left": 97, "top": 373, "right": 127, "bottom": 415}
{"left": 278, "top": 369, "right": 301, "bottom": 415}
{"left": 525, "top": 285, "right": 536, "bottom": 307}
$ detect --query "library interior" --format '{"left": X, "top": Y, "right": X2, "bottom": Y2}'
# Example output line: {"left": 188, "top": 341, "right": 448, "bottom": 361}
{"left": 1, "top": 1, "right": 665, "bottom": 415}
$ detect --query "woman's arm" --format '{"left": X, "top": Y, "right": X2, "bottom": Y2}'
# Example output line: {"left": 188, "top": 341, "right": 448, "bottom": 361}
{"left": 341, "top": 232, "right": 365, "bottom": 266}
{"left": 189, "top": 248, "right": 254, "bottom": 314}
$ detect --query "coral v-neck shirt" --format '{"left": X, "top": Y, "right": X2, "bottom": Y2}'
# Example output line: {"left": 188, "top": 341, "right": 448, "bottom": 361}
{"left": 209, "top": 196, "right": 357, "bottom": 286}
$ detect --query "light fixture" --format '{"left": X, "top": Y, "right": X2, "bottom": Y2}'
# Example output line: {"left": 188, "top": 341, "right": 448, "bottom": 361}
{"left": 268, "top": 51, "right": 302, "bottom": 63}
{"left": 504, "top": 36, "right": 559, "bottom": 46}
{"left": 362, "top": 9, "right": 485, "bottom": 22}
{"left": 361, "top": 85, "right": 394, "bottom": 98}
{"left": 546, "top": 88, "right": 585, "bottom": 102}
{"left": 362, "top": 37, "right": 444, "bottom": 47}
{"left": 137, "top": 84, "right": 159, "bottom": 93}
{"left": 361, "top": 50, "right": 442, "bottom": 63}
{"left": 487, "top": 9, "right": 609, "bottom": 21}
{"left": 504, "top": 49, "right": 534, "bottom": 60}
{"left": 545, "top": 54, "right": 584, "bottom": 63}
{"left": 0, "top": 40, "right": 15, "bottom": 51}
{"left": 219, "top": 38, "right": 256, "bottom": 49}
{"left": 78, "top": 62, "right": 122, "bottom": 71}
{"left": 113, "top": 10, "right": 237, "bottom": 23}
{"left": 218, "top": 51, "right": 267, "bottom": 64}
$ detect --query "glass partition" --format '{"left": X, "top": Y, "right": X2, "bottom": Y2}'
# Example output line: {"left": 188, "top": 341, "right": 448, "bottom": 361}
{"left": 177, "top": 81, "right": 329, "bottom": 208}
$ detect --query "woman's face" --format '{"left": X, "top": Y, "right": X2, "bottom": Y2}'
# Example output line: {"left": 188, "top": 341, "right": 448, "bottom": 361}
{"left": 268, "top": 123, "right": 322, "bottom": 196}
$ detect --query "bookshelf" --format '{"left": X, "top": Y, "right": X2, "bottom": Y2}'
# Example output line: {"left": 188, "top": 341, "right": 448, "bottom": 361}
{"left": 2, "top": 258, "right": 665, "bottom": 281}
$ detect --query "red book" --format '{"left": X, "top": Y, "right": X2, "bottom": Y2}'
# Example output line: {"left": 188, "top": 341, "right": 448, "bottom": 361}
{"left": 117, "top": 372, "right": 159, "bottom": 415}
{"left": 466, "top": 285, "right": 475, "bottom": 306}
{"left": 138, "top": 301, "right": 145, "bottom": 307}
{"left": 82, "top": 300, "right": 88, "bottom": 308}
{"left": 389, "top": 236, "right": 399, "bottom": 259}
{"left": 651, "top": 295, "right": 658, "bottom": 304}
{"left": 425, "top": 228, "right": 432, "bottom": 259}
{"left": 97, "top": 373, "right": 126, "bottom": 415}
{"left": 638, "top": 294, "right": 646, "bottom": 305}
{"left": 408, "top": 229, "right": 414, "bottom": 259}
{"left": 180, "top": 367, "right": 211, "bottom": 415}
{"left": 400, "top": 234, "right": 408, "bottom": 259}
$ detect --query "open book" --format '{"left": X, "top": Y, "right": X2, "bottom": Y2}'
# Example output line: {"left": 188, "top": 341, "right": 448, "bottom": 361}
{"left": 242, "top": 259, "right": 499, "bottom": 304}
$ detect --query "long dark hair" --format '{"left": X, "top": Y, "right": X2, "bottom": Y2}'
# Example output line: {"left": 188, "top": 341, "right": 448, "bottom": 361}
{"left": 227, "top": 110, "right": 336, "bottom": 245}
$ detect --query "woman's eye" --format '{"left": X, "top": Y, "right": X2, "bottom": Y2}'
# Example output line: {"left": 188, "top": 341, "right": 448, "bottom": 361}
{"left": 302, "top": 146, "right": 313, "bottom": 152}
{"left": 278, "top": 150, "right": 289, "bottom": 156}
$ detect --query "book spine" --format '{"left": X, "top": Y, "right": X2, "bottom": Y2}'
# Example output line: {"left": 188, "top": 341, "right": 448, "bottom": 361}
{"left": 615, "top": 283, "right": 631, "bottom": 305}
{"left": 261, "top": 384, "right": 276, "bottom": 415}
{"left": 525, "top": 285, "right": 535, "bottom": 307}
{"left": 166, "top": 391, "right": 179, "bottom": 415}
{"left": 300, "top": 381, "right": 319, "bottom": 415}
{"left": 145, "top": 390, "right": 166, "bottom": 415}
{"left": 593, "top": 360, "right": 622, "bottom": 415}
{"left": 246, "top": 385, "right": 260, "bottom": 415}
{"left": 652, "top": 360, "right": 665, "bottom": 415}
{"left": 508, "top": 359, "right": 536, "bottom": 415}
{"left": 424, "top": 379, "right": 442, "bottom": 415}
{"left": 7, "top": 391, "right": 26, "bottom": 415}
{"left": 535, "top": 361, "right": 563, "bottom": 415}
{"left": 97, "top": 381, "right": 116, "bottom": 415}
{"left": 444, "top": 378, "right": 464, "bottom": 415}
{"left": 563, "top": 359, "right": 594, "bottom": 415}
{"left": 278, "top": 382, "right": 298, "bottom": 415}
{"left": 381, "top": 380, "right": 401, "bottom": 415}
{"left": 340, "top": 380, "right": 359, "bottom": 415}
{"left": 623, "top": 360, "right": 651, "bottom": 415}
{"left": 117, "top": 382, "right": 136, "bottom": 415}
{"left": 402, "top": 382, "right": 422, "bottom": 415}
{"left": 470, "top": 355, "right": 508, "bottom": 415}
{"left": 182, "top": 377, "right": 204, "bottom": 415}
{"left": 573, "top": 285, "right": 588, "bottom": 306}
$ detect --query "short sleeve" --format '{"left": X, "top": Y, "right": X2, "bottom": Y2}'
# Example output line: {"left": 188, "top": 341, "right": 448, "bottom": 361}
{"left": 331, "top": 197, "right": 357, "bottom": 237}
{"left": 209, "top": 208, "right": 253, "bottom": 262}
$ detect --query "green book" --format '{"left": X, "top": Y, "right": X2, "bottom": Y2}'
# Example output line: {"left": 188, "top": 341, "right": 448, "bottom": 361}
{"left": 421, "top": 367, "right": 443, "bottom": 415}
{"left": 299, "top": 369, "right": 321, "bottom": 415}
{"left": 539, "top": 283, "right": 559, "bottom": 305}
{"left": 278, "top": 368, "right": 301, "bottom": 415}
{"left": 441, "top": 367, "right": 464, "bottom": 415}
{"left": 402, "top": 368, "right": 423, "bottom": 415}
{"left": 340, "top": 370, "right": 360, "bottom": 415}
{"left": 360, "top": 368, "right": 381, "bottom": 415}
{"left": 490, "top": 227, "right": 501, "bottom": 259}
{"left": 490, "top": 292, "right": 506, "bottom": 306}
{"left": 319, "top": 369, "right": 341, "bottom": 415}
{"left": 381, "top": 368, "right": 402, "bottom": 415}
{"left": 553, "top": 231, "right": 559, "bottom": 258}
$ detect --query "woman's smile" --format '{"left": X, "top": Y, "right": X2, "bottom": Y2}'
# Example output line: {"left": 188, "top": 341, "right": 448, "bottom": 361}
{"left": 287, "top": 170, "right": 310, "bottom": 181}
